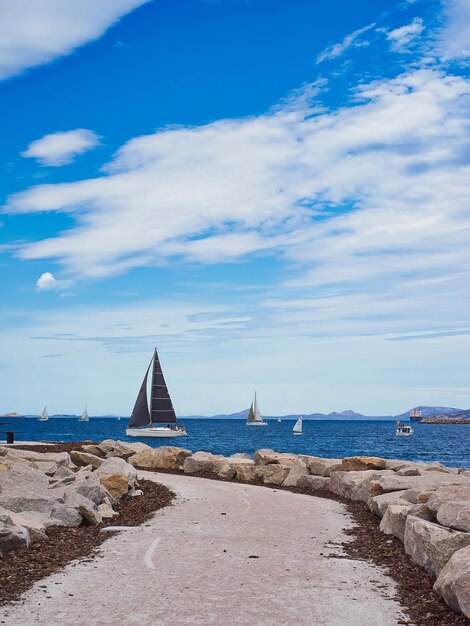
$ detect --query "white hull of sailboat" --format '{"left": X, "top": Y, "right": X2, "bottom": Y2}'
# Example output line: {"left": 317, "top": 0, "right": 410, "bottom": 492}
{"left": 79, "top": 419, "right": 89, "bottom": 422}
{"left": 293, "top": 432, "right": 302, "bottom": 436}
{"left": 126, "top": 427, "right": 188, "bottom": 438}
{"left": 246, "top": 421, "right": 268, "bottom": 426}
{"left": 38, "top": 418, "right": 48, "bottom": 422}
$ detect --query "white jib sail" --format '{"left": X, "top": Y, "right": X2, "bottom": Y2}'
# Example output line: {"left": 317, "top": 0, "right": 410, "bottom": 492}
{"left": 40, "top": 406, "right": 48, "bottom": 420}
{"left": 293, "top": 416, "right": 302, "bottom": 433}
{"left": 81, "top": 407, "right": 89, "bottom": 421}
{"left": 253, "top": 392, "right": 262, "bottom": 422}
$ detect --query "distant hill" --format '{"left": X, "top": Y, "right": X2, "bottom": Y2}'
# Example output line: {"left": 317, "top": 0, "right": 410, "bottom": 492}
{"left": 184, "top": 408, "right": 394, "bottom": 420}
{"left": 5, "top": 406, "right": 466, "bottom": 421}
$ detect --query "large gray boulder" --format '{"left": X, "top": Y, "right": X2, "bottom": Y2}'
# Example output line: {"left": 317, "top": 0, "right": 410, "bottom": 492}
{"left": 95, "top": 457, "right": 137, "bottom": 498}
{"left": 304, "top": 457, "right": 342, "bottom": 477}
{"left": 404, "top": 515, "right": 470, "bottom": 576}
{"left": 282, "top": 459, "right": 310, "bottom": 487}
{"left": 64, "top": 493, "right": 102, "bottom": 526}
{"left": 129, "top": 446, "right": 191, "bottom": 470}
{"left": 427, "top": 485, "right": 470, "bottom": 514}
{"left": 253, "top": 449, "right": 298, "bottom": 467}
{"left": 0, "top": 466, "right": 57, "bottom": 515}
{"left": 235, "top": 464, "right": 263, "bottom": 483}
{"left": 183, "top": 451, "right": 223, "bottom": 474}
{"left": 67, "top": 470, "right": 103, "bottom": 505}
{"left": 260, "top": 464, "right": 291, "bottom": 485}
{"left": 340, "top": 456, "right": 386, "bottom": 471}
{"left": 329, "top": 470, "right": 389, "bottom": 502}
{"left": 5, "top": 449, "right": 74, "bottom": 469}
{"left": 70, "top": 450, "right": 103, "bottom": 469}
{"left": 8, "top": 510, "right": 50, "bottom": 542}
{"left": 370, "top": 472, "right": 465, "bottom": 496}
{"left": 106, "top": 440, "right": 151, "bottom": 460}
{"left": 297, "top": 475, "right": 330, "bottom": 491}
{"left": 0, "top": 511, "right": 30, "bottom": 556}
{"left": 380, "top": 503, "right": 434, "bottom": 542}
{"left": 434, "top": 545, "right": 470, "bottom": 619}
{"left": 369, "top": 490, "right": 409, "bottom": 517}
{"left": 437, "top": 501, "right": 470, "bottom": 533}
{"left": 401, "top": 488, "right": 434, "bottom": 505}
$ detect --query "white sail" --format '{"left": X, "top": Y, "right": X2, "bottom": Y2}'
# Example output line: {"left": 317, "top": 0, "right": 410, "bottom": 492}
{"left": 39, "top": 406, "right": 48, "bottom": 422}
{"left": 253, "top": 392, "right": 262, "bottom": 422}
{"left": 293, "top": 416, "right": 302, "bottom": 434}
{"left": 79, "top": 406, "right": 89, "bottom": 422}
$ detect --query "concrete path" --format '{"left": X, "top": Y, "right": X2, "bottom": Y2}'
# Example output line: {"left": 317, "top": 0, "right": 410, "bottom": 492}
{"left": 1, "top": 472, "right": 409, "bottom": 626}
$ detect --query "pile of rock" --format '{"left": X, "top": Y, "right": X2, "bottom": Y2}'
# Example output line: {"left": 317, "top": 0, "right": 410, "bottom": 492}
{"left": 126, "top": 444, "right": 470, "bottom": 619}
{"left": 0, "top": 440, "right": 142, "bottom": 557}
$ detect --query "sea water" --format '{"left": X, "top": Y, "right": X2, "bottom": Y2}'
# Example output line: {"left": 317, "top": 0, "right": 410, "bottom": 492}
{"left": 6, "top": 418, "right": 470, "bottom": 468}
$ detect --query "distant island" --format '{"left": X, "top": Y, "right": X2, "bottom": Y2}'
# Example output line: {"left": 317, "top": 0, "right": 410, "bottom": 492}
{"left": 2, "top": 405, "right": 468, "bottom": 421}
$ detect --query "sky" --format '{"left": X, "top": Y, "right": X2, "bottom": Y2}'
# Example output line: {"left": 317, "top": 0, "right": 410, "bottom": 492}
{"left": 0, "top": 0, "right": 469, "bottom": 416}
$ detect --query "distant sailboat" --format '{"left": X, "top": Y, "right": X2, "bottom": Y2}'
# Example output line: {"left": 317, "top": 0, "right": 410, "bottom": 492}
{"left": 126, "top": 348, "right": 187, "bottom": 438}
{"left": 293, "top": 416, "right": 303, "bottom": 436}
{"left": 246, "top": 392, "right": 268, "bottom": 426}
{"left": 79, "top": 407, "right": 89, "bottom": 422}
{"left": 277, "top": 418, "right": 282, "bottom": 423}
{"left": 38, "top": 406, "right": 49, "bottom": 422}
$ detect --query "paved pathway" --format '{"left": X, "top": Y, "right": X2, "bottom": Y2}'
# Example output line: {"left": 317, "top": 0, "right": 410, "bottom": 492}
{"left": 1, "top": 472, "right": 409, "bottom": 626}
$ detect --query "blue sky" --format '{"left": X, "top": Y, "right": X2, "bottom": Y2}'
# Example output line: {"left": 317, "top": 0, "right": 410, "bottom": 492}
{"left": 0, "top": 0, "right": 469, "bottom": 416}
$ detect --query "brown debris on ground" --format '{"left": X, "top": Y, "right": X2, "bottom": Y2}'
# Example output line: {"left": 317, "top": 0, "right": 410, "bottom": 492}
{"left": 0, "top": 479, "right": 174, "bottom": 607}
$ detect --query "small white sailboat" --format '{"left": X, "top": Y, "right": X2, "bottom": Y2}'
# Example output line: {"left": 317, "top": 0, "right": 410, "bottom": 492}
{"left": 79, "top": 406, "right": 89, "bottom": 422}
{"left": 126, "top": 348, "right": 187, "bottom": 438}
{"left": 38, "top": 406, "right": 49, "bottom": 422}
{"left": 396, "top": 420, "right": 413, "bottom": 436}
{"left": 293, "top": 416, "right": 303, "bottom": 436}
{"left": 277, "top": 418, "right": 282, "bottom": 423}
{"left": 246, "top": 391, "right": 268, "bottom": 426}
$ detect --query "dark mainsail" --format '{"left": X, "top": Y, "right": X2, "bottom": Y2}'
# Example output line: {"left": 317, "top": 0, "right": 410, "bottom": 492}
{"left": 150, "top": 349, "right": 177, "bottom": 424}
{"left": 127, "top": 359, "right": 152, "bottom": 428}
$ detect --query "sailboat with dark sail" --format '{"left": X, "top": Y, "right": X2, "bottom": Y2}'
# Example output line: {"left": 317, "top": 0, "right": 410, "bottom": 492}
{"left": 126, "top": 348, "right": 187, "bottom": 438}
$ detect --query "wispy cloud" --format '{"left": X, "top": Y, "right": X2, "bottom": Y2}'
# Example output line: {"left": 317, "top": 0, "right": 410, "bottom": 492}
{"left": 387, "top": 17, "right": 424, "bottom": 53}
{"left": 438, "top": 0, "right": 470, "bottom": 61}
{"left": 0, "top": 0, "right": 151, "bottom": 81}
{"left": 316, "top": 23, "right": 375, "bottom": 64}
{"left": 22, "top": 129, "right": 100, "bottom": 166}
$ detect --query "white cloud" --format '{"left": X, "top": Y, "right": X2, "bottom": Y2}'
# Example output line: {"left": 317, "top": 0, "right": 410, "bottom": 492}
{"left": 438, "top": 0, "right": 470, "bottom": 61}
{"left": 36, "top": 272, "right": 73, "bottom": 292}
{"left": 316, "top": 23, "right": 375, "bottom": 64}
{"left": 387, "top": 18, "right": 424, "bottom": 52}
{"left": 0, "top": 0, "right": 151, "bottom": 81}
{"left": 4, "top": 69, "right": 470, "bottom": 301}
{"left": 22, "top": 129, "right": 100, "bottom": 166}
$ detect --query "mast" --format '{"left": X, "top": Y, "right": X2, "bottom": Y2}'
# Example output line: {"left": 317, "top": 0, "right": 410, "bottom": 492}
{"left": 150, "top": 348, "right": 177, "bottom": 424}
{"left": 127, "top": 358, "right": 152, "bottom": 428}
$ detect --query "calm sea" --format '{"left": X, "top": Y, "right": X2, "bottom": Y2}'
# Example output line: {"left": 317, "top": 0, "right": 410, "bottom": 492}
{"left": 5, "top": 418, "right": 470, "bottom": 468}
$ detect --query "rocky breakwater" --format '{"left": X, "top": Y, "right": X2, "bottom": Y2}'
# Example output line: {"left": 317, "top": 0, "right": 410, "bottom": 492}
{"left": 0, "top": 440, "right": 143, "bottom": 558}
{"left": 125, "top": 444, "right": 470, "bottom": 620}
